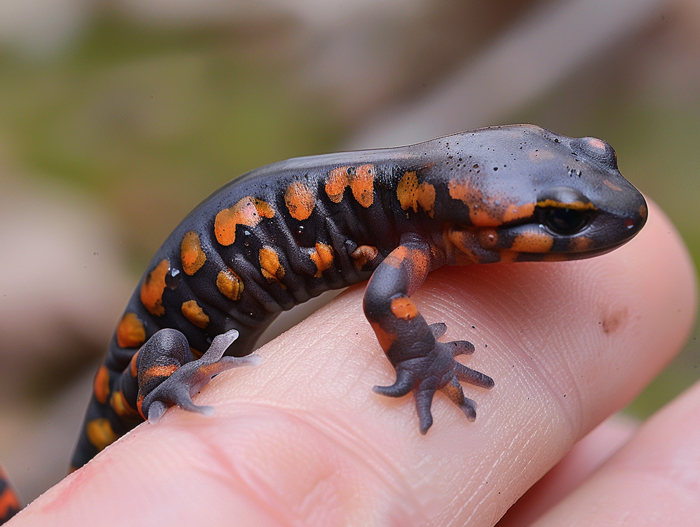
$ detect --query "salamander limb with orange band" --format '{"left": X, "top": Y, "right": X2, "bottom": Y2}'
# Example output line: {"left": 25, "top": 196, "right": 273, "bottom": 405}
{"left": 58, "top": 125, "right": 646, "bottom": 477}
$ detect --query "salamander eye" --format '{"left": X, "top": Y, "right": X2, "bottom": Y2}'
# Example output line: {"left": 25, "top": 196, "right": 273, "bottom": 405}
{"left": 542, "top": 207, "right": 590, "bottom": 235}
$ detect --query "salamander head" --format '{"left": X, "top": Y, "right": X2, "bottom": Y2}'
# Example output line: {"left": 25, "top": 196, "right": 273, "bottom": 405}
{"left": 428, "top": 125, "right": 647, "bottom": 264}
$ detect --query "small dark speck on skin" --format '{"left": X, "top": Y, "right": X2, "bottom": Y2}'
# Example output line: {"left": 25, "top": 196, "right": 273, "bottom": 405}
{"left": 601, "top": 307, "right": 629, "bottom": 334}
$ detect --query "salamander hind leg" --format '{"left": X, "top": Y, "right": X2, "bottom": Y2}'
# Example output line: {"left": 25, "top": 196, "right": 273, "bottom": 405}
{"left": 364, "top": 237, "right": 494, "bottom": 434}
{"left": 138, "top": 328, "right": 261, "bottom": 423}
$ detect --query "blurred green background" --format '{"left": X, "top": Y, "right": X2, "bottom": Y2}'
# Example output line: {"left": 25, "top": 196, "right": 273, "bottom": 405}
{"left": 0, "top": 0, "right": 697, "bottom": 501}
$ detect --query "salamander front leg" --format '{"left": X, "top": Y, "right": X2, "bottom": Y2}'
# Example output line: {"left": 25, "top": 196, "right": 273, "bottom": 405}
{"left": 364, "top": 236, "right": 494, "bottom": 434}
{"left": 137, "top": 328, "right": 260, "bottom": 423}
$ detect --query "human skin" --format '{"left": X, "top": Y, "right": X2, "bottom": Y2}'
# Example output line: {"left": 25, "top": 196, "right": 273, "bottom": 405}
{"left": 9, "top": 200, "right": 697, "bottom": 526}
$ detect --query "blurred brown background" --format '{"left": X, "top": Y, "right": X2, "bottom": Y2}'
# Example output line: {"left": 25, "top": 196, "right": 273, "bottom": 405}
{"left": 0, "top": 0, "right": 698, "bottom": 504}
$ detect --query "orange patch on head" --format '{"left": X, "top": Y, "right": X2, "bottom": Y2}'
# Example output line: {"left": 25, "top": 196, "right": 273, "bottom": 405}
{"left": 110, "top": 390, "right": 138, "bottom": 418}
{"left": 181, "top": 300, "right": 210, "bottom": 329}
{"left": 350, "top": 245, "right": 379, "bottom": 269}
{"left": 586, "top": 137, "right": 607, "bottom": 150}
{"left": 93, "top": 365, "right": 111, "bottom": 404}
{"left": 448, "top": 179, "right": 502, "bottom": 227}
{"left": 639, "top": 204, "right": 648, "bottom": 220}
{"left": 140, "top": 259, "right": 170, "bottom": 316}
{"left": 86, "top": 418, "right": 118, "bottom": 451}
{"left": 285, "top": 181, "right": 316, "bottom": 221}
{"left": 214, "top": 197, "right": 275, "bottom": 246}
{"left": 310, "top": 242, "right": 334, "bottom": 277}
{"left": 511, "top": 231, "right": 554, "bottom": 253}
{"left": 351, "top": 164, "right": 375, "bottom": 208}
{"left": 568, "top": 236, "right": 594, "bottom": 252}
{"left": 503, "top": 202, "right": 535, "bottom": 223}
{"left": 181, "top": 231, "right": 206, "bottom": 275}
{"left": 326, "top": 167, "right": 350, "bottom": 203}
{"left": 116, "top": 312, "right": 146, "bottom": 348}
{"left": 391, "top": 297, "right": 418, "bottom": 320}
{"left": 217, "top": 268, "right": 244, "bottom": 301}
{"left": 259, "top": 246, "right": 285, "bottom": 284}
{"left": 603, "top": 179, "right": 622, "bottom": 192}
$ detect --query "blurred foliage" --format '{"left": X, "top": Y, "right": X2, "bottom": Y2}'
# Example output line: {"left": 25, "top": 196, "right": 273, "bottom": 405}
{"left": 0, "top": 15, "right": 341, "bottom": 269}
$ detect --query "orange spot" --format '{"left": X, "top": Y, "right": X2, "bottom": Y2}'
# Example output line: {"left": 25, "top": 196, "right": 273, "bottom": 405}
{"left": 397, "top": 171, "right": 419, "bottom": 212}
{"left": 449, "top": 179, "right": 536, "bottom": 226}
{"left": 350, "top": 245, "right": 379, "bottom": 269}
{"left": 259, "top": 246, "right": 285, "bottom": 284}
{"left": 391, "top": 297, "right": 418, "bottom": 320}
{"left": 181, "top": 300, "right": 210, "bottom": 329}
{"left": 93, "top": 365, "right": 111, "bottom": 404}
{"left": 417, "top": 182, "right": 436, "bottom": 217}
{"left": 370, "top": 321, "right": 396, "bottom": 352}
{"left": 116, "top": 312, "right": 146, "bottom": 348}
{"left": 383, "top": 246, "right": 409, "bottom": 269}
{"left": 326, "top": 167, "right": 350, "bottom": 203}
{"left": 284, "top": 181, "right": 316, "bottom": 221}
{"left": 448, "top": 180, "right": 501, "bottom": 226}
{"left": 586, "top": 137, "right": 607, "bottom": 150}
{"left": 180, "top": 231, "right": 206, "bottom": 275}
{"left": 190, "top": 346, "right": 203, "bottom": 359}
{"left": 639, "top": 204, "right": 648, "bottom": 220}
{"left": 130, "top": 350, "right": 140, "bottom": 378}
{"left": 214, "top": 196, "right": 275, "bottom": 246}
{"left": 110, "top": 390, "right": 138, "bottom": 418}
{"left": 603, "top": 179, "right": 622, "bottom": 192}
{"left": 511, "top": 231, "right": 554, "bottom": 253}
{"left": 217, "top": 268, "right": 244, "bottom": 301}
{"left": 86, "top": 418, "right": 118, "bottom": 451}
{"left": 445, "top": 228, "right": 481, "bottom": 264}
{"left": 351, "top": 164, "right": 375, "bottom": 207}
{"left": 143, "top": 364, "right": 179, "bottom": 382}
{"left": 0, "top": 485, "right": 20, "bottom": 519}
{"left": 310, "top": 242, "right": 334, "bottom": 277}
{"left": 140, "top": 259, "right": 170, "bottom": 316}
{"left": 498, "top": 250, "right": 519, "bottom": 263}
{"left": 137, "top": 395, "right": 145, "bottom": 419}
{"left": 396, "top": 171, "right": 436, "bottom": 218}
{"left": 568, "top": 236, "right": 594, "bottom": 252}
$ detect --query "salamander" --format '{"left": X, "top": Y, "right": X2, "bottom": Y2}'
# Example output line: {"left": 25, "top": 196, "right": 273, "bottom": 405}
{"left": 4, "top": 126, "right": 648, "bottom": 512}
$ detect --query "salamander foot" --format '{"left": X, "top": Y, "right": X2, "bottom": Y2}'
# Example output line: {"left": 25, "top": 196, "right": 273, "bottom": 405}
{"left": 139, "top": 329, "right": 261, "bottom": 423}
{"left": 373, "top": 332, "right": 494, "bottom": 434}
